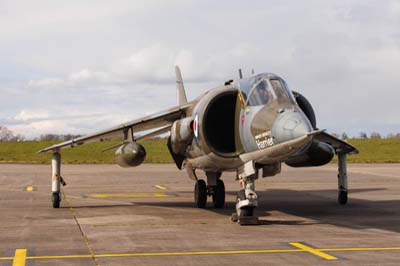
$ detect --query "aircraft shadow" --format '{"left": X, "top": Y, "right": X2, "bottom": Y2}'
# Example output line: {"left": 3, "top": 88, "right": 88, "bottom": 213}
{"left": 137, "top": 187, "right": 400, "bottom": 232}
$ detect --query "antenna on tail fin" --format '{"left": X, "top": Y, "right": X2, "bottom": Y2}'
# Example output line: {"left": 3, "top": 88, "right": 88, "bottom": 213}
{"left": 175, "top": 66, "right": 188, "bottom": 105}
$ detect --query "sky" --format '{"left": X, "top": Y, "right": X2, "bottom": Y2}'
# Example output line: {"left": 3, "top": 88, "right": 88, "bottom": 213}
{"left": 1, "top": 0, "right": 399, "bottom": 139}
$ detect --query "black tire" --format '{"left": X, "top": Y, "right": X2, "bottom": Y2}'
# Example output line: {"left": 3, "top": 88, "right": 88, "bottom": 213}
{"left": 212, "top": 179, "right": 225, "bottom": 208}
{"left": 52, "top": 192, "right": 60, "bottom": 208}
{"left": 338, "top": 190, "right": 348, "bottom": 205}
{"left": 194, "top": 179, "right": 207, "bottom": 208}
{"left": 236, "top": 190, "right": 253, "bottom": 216}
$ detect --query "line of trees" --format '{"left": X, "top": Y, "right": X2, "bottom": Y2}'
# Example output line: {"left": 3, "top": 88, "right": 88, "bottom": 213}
{"left": 0, "top": 126, "right": 82, "bottom": 142}
{"left": 37, "top": 134, "right": 83, "bottom": 141}
{"left": 335, "top": 131, "right": 400, "bottom": 140}
{"left": 0, "top": 125, "right": 399, "bottom": 142}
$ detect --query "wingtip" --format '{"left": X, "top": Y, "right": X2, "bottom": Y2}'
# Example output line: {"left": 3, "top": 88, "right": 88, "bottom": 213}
{"left": 36, "top": 148, "right": 47, "bottom": 154}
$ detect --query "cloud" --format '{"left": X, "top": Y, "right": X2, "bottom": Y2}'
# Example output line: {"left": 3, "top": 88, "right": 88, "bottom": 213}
{"left": 1, "top": 0, "right": 400, "bottom": 138}
{"left": 27, "top": 78, "right": 65, "bottom": 90}
{"left": 25, "top": 43, "right": 257, "bottom": 92}
{"left": 14, "top": 110, "right": 50, "bottom": 121}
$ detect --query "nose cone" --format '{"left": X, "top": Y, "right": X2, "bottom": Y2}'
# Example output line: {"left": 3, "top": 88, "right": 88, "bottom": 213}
{"left": 272, "top": 110, "right": 313, "bottom": 144}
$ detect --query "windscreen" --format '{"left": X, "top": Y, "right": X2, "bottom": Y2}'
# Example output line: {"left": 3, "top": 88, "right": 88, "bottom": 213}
{"left": 239, "top": 76, "right": 275, "bottom": 106}
{"left": 270, "top": 79, "right": 296, "bottom": 104}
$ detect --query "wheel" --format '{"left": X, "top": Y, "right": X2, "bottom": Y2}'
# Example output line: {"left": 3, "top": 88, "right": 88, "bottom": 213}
{"left": 194, "top": 179, "right": 207, "bottom": 208}
{"left": 236, "top": 190, "right": 254, "bottom": 216}
{"left": 338, "top": 190, "right": 348, "bottom": 205}
{"left": 240, "top": 207, "right": 254, "bottom": 216}
{"left": 212, "top": 179, "right": 225, "bottom": 208}
{"left": 52, "top": 192, "right": 60, "bottom": 208}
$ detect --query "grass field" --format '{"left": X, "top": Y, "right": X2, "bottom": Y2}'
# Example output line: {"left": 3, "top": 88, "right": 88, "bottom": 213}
{"left": 0, "top": 138, "right": 399, "bottom": 164}
{"left": 0, "top": 139, "right": 172, "bottom": 164}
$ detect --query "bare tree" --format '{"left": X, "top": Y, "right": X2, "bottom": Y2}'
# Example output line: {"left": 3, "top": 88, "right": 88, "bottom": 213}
{"left": 370, "top": 132, "right": 381, "bottom": 139}
{"left": 0, "top": 126, "right": 16, "bottom": 141}
{"left": 10, "top": 134, "right": 24, "bottom": 141}
{"left": 359, "top": 132, "right": 368, "bottom": 139}
{"left": 38, "top": 134, "right": 82, "bottom": 141}
{"left": 39, "top": 134, "right": 61, "bottom": 141}
{"left": 62, "top": 134, "right": 82, "bottom": 141}
{"left": 341, "top": 132, "right": 348, "bottom": 140}
{"left": 387, "top": 133, "right": 400, "bottom": 139}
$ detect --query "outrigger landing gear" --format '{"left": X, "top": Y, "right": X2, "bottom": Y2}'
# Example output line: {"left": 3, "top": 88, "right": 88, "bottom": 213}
{"left": 51, "top": 152, "right": 67, "bottom": 208}
{"left": 194, "top": 172, "right": 225, "bottom": 208}
{"left": 337, "top": 152, "right": 348, "bottom": 205}
{"left": 51, "top": 152, "right": 61, "bottom": 208}
{"left": 231, "top": 161, "right": 259, "bottom": 225}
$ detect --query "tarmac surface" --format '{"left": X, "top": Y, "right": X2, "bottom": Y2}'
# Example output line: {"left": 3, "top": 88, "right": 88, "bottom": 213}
{"left": 1, "top": 163, "right": 400, "bottom": 265}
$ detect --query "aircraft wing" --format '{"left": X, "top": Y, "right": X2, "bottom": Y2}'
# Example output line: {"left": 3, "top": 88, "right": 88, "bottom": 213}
{"left": 314, "top": 131, "right": 359, "bottom": 155}
{"left": 37, "top": 104, "right": 191, "bottom": 153}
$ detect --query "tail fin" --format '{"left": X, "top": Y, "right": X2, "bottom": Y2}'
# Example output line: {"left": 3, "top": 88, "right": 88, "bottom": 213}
{"left": 175, "top": 65, "right": 188, "bottom": 105}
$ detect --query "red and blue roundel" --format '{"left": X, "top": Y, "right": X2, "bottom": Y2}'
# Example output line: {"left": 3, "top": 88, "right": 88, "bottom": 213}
{"left": 194, "top": 114, "right": 199, "bottom": 139}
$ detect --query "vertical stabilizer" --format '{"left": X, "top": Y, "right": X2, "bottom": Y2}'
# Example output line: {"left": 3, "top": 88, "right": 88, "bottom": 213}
{"left": 175, "top": 66, "right": 188, "bottom": 105}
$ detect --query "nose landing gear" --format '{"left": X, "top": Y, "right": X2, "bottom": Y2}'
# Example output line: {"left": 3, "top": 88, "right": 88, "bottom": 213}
{"left": 231, "top": 161, "right": 259, "bottom": 225}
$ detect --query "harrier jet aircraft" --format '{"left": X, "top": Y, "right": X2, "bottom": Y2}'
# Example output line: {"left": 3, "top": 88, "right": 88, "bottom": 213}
{"left": 38, "top": 66, "right": 358, "bottom": 225}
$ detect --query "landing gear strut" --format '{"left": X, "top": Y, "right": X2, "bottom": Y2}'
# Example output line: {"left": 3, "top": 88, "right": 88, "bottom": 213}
{"left": 51, "top": 152, "right": 67, "bottom": 208}
{"left": 194, "top": 172, "right": 225, "bottom": 208}
{"left": 337, "top": 152, "right": 348, "bottom": 205}
{"left": 231, "top": 161, "right": 259, "bottom": 225}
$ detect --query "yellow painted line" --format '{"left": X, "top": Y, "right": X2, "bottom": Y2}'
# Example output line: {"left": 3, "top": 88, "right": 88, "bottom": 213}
{"left": 26, "top": 186, "right": 33, "bottom": 192}
{"left": 0, "top": 245, "right": 399, "bottom": 261}
{"left": 321, "top": 247, "right": 400, "bottom": 252}
{"left": 22, "top": 249, "right": 301, "bottom": 260}
{"left": 12, "top": 249, "right": 27, "bottom": 266}
{"left": 27, "top": 254, "right": 92, "bottom": 260}
{"left": 87, "top": 193, "right": 169, "bottom": 199}
{"left": 290, "top": 242, "right": 337, "bottom": 260}
{"left": 154, "top": 185, "right": 167, "bottom": 190}
{"left": 95, "top": 249, "right": 303, "bottom": 258}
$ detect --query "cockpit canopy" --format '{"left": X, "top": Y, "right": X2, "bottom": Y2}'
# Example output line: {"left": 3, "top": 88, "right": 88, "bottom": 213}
{"left": 237, "top": 73, "right": 295, "bottom": 106}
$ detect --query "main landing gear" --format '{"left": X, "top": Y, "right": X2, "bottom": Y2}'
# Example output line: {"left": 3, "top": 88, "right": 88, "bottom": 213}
{"left": 194, "top": 172, "right": 225, "bottom": 209}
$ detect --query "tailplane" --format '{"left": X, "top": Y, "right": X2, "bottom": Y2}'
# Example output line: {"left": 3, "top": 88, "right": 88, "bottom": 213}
{"left": 175, "top": 66, "right": 188, "bottom": 105}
